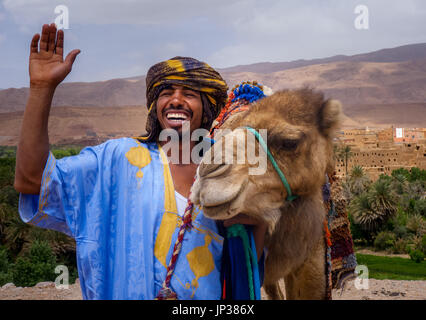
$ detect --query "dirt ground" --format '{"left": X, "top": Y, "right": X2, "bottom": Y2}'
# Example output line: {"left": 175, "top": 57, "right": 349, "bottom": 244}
{"left": 0, "top": 277, "right": 425, "bottom": 300}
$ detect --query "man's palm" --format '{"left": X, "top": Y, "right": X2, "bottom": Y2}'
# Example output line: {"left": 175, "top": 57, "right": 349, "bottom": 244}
{"left": 29, "top": 23, "right": 80, "bottom": 88}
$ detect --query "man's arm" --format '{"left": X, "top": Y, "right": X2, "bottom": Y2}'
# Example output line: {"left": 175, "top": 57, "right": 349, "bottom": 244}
{"left": 14, "top": 23, "right": 80, "bottom": 194}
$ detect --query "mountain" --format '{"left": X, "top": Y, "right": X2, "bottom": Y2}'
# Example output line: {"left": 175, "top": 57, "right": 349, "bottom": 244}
{"left": 0, "top": 78, "right": 147, "bottom": 113}
{"left": 223, "top": 58, "right": 426, "bottom": 105}
{"left": 217, "top": 43, "right": 426, "bottom": 74}
{"left": 0, "top": 43, "right": 425, "bottom": 145}
{"left": 1, "top": 43, "right": 426, "bottom": 113}
{"left": 0, "top": 106, "right": 148, "bottom": 146}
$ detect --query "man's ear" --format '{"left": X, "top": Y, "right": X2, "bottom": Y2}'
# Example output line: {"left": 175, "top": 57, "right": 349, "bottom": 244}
{"left": 319, "top": 99, "right": 342, "bottom": 138}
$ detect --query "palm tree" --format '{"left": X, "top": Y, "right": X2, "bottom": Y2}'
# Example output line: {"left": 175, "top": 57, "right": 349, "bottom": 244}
{"left": 390, "top": 173, "right": 408, "bottom": 196}
{"left": 3, "top": 214, "right": 32, "bottom": 256}
{"left": 350, "top": 179, "right": 398, "bottom": 233}
{"left": 349, "top": 193, "right": 381, "bottom": 232}
{"left": 26, "top": 228, "right": 76, "bottom": 256}
{"left": 348, "top": 165, "right": 370, "bottom": 196}
{"left": 368, "top": 179, "right": 398, "bottom": 223}
{"left": 337, "top": 145, "right": 353, "bottom": 177}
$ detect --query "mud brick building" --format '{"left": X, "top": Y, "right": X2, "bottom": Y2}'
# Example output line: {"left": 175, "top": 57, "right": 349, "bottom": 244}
{"left": 336, "top": 127, "right": 426, "bottom": 180}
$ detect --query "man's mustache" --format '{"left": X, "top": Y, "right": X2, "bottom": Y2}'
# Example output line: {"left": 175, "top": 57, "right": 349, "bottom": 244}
{"left": 162, "top": 105, "right": 193, "bottom": 118}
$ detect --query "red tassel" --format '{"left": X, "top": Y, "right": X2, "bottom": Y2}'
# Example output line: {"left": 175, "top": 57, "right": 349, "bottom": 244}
{"left": 324, "top": 219, "right": 332, "bottom": 247}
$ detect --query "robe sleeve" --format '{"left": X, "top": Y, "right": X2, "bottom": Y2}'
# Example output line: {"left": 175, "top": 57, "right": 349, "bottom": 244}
{"left": 18, "top": 142, "right": 111, "bottom": 238}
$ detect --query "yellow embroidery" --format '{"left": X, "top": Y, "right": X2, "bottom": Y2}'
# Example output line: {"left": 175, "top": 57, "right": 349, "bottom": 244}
{"left": 154, "top": 144, "right": 222, "bottom": 294}
{"left": 125, "top": 142, "right": 151, "bottom": 179}
{"left": 186, "top": 234, "right": 215, "bottom": 298}
{"left": 154, "top": 144, "right": 178, "bottom": 268}
{"left": 38, "top": 153, "right": 54, "bottom": 213}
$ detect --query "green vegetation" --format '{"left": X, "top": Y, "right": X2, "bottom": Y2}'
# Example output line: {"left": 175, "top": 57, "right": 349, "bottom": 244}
{"left": 0, "top": 145, "right": 82, "bottom": 287}
{"left": 344, "top": 165, "right": 426, "bottom": 267}
{"left": 356, "top": 254, "right": 426, "bottom": 280}
{"left": 335, "top": 144, "right": 353, "bottom": 176}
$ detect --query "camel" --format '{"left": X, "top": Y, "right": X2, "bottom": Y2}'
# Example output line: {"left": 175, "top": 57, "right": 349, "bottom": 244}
{"left": 190, "top": 87, "right": 342, "bottom": 299}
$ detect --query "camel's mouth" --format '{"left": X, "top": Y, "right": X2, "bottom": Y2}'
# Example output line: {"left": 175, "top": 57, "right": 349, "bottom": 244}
{"left": 191, "top": 164, "right": 249, "bottom": 220}
{"left": 201, "top": 180, "right": 248, "bottom": 220}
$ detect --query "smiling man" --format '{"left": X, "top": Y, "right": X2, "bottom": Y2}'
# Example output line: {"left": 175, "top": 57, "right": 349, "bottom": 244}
{"left": 14, "top": 23, "right": 266, "bottom": 300}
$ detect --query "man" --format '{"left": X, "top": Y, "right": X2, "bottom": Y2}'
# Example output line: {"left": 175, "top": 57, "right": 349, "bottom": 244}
{"left": 14, "top": 23, "right": 266, "bottom": 299}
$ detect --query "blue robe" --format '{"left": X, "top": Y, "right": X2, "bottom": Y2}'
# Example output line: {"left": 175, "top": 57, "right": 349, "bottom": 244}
{"left": 19, "top": 138, "right": 224, "bottom": 300}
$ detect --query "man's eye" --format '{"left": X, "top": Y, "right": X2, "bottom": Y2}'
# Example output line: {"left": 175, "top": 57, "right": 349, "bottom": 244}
{"left": 159, "top": 91, "right": 172, "bottom": 97}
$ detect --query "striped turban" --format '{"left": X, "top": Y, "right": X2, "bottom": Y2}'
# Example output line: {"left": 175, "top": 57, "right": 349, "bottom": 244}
{"left": 140, "top": 56, "right": 228, "bottom": 142}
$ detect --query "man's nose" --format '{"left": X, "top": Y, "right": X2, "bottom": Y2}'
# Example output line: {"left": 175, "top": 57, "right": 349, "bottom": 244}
{"left": 170, "top": 90, "right": 185, "bottom": 106}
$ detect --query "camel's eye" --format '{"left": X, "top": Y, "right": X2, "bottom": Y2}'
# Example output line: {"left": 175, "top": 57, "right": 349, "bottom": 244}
{"left": 281, "top": 139, "right": 299, "bottom": 151}
{"left": 267, "top": 130, "right": 304, "bottom": 152}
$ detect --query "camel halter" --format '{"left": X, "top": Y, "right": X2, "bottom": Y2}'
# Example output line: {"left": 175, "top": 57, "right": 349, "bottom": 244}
{"left": 244, "top": 126, "right": 298, "bottom": 202}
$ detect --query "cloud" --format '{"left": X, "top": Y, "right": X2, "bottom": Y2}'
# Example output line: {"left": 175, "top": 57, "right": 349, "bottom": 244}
{"left": 1, "top": 0, "right": 239, "bottom": 28}
{"left": 208, "top": 0, "right": 426, "bottom": 67}
{"left": 1, "top": 0, "right": 426, "bottom": 88}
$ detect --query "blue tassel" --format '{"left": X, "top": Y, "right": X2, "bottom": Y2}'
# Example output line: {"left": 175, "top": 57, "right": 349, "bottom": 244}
{"left": 232, "top": 83, "right": 266, "bottom": 104}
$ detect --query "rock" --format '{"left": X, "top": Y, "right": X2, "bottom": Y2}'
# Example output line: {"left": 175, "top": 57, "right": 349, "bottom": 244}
{"left": 2, "top": 283, "right": 15, "bottom": 289}
{"left": 35, "top": 282, "right": 55, "bottom": 288}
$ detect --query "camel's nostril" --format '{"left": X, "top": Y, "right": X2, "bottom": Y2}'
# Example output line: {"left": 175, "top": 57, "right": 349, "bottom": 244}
{"left": 199, "top": 162, "right": 231, "bottom": 178}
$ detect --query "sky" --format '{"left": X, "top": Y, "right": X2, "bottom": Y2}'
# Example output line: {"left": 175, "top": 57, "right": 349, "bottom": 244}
{"left": 0, "top": 0, "right": 425, "bottom": 89}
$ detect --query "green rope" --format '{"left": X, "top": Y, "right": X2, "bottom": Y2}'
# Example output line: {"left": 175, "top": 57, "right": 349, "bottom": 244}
{"left": 226, "top": 224, "right": 255, "bottom": 300}
{"left": 244, "top": 126, "right": 298, "bottom": 202}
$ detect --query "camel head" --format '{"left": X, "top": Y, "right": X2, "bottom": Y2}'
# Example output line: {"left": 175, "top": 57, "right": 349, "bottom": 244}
{"left": 190, "top": 88, "right": 342, "bottom": 231}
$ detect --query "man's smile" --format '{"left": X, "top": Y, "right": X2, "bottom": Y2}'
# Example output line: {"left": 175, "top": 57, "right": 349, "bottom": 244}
{"left": 163, "top": 109, "right": 192, "bottom": 127}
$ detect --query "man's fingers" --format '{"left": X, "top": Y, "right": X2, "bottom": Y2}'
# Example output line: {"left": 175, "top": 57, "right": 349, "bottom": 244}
{"left": 64, "top": 49, "right": 81, "bottom": 67}
{"left": 48, "top": 23, "right": 57, "bottom": 52}
{"left": 55, "top": 30, "right": 64, "bottom": 57}
{"left": 39, "top": 24, "right": 49, "bottom": 51}
{"left": 30, "top": 34, "right": 40, "bottom": 53}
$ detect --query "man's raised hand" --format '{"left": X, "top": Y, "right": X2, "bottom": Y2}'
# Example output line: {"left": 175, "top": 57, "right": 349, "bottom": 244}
{"left": 29, "top": 23, "right": 80, "bottom": 89}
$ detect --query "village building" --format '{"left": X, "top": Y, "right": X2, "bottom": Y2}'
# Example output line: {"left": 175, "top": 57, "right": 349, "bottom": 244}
{"left": 335, "top": 127, "right": 426, "bottom": 180}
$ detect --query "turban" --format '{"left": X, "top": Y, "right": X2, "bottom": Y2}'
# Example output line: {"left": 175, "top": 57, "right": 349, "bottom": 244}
{"left": 140, "top": 56, "right": 228, "bottom": 142}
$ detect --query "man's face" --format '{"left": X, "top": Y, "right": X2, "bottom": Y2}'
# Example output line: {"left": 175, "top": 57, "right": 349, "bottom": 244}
{"left": 156, "top": 84, "right": 203, "bottom": 135}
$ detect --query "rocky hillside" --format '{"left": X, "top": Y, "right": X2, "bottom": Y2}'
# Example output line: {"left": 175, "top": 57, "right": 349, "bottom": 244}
{"left": 1, "top": 43, "right": 425, "bottom": 145}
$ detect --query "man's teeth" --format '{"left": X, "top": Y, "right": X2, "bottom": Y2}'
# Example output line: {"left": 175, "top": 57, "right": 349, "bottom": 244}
{"left": 166, "top": 113, "right": 188, "bottom": 120}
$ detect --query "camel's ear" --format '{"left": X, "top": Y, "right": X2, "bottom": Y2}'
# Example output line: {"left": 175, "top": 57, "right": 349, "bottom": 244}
{"left": 319, "top": 99, "right": 342, "bottom": 137}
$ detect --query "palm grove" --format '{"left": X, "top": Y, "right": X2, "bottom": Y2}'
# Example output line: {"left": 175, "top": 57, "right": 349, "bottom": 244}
{"left": 335, "top": 144, "right": 426, "bottom": 262}
{"left": 0, "top": 146, "right": 80, "bottom": 287}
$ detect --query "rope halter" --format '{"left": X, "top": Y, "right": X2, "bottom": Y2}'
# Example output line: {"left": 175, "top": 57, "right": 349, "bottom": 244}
{"left": 244, "top": 126, "right": 298, "bottom": 202}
